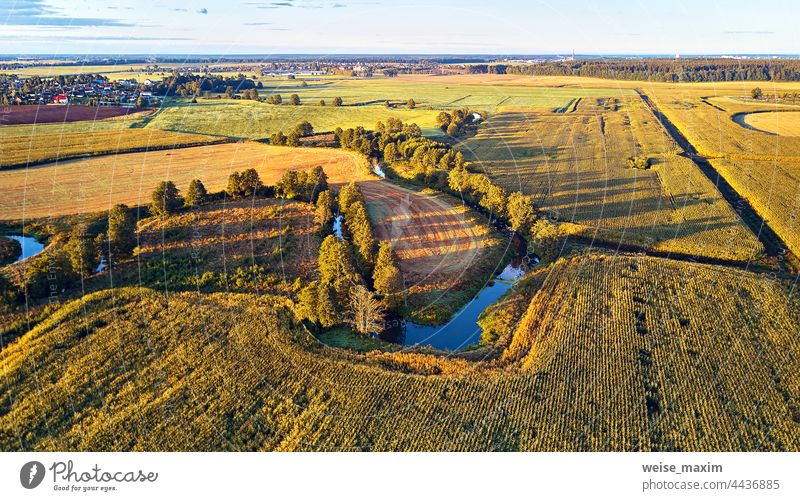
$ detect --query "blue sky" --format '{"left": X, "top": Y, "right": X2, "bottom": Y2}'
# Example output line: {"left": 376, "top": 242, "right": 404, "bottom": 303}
{"left": 0, "top": 0, "right": 797, "bottom": 55}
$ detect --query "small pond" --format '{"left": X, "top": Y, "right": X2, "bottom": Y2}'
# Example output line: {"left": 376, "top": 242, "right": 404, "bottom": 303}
{"left": 3, "top": 235, "right": 45, "bottom": 263}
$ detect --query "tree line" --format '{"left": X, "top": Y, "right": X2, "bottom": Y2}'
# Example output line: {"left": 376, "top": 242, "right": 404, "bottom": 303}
{"left": 466, "top": 59, "right": 800, "bottom": 82}
{"left": 297, "top": 181, "right": 403, "bottom": 336}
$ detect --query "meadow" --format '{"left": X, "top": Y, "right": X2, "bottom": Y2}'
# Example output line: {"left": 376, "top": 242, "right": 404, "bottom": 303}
{"left": 1, "top": 253, "right": 798, "bottom": 451}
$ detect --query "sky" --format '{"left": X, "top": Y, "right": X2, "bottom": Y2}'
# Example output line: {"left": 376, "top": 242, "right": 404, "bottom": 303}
{"left": 0, "top": 0, "right": 797, "bottom": 55}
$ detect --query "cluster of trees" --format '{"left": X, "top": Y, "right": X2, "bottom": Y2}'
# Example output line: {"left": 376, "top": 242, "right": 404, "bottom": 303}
{"left": 270, "top": 121, "right": 314, "bottom": 146}
{"left": 153, "top": 72, "right": 257, "bottom": 97}
{"left": 1, "top": 203, "right": 139, "bottom": 307}
{"left": 275, "top": 165, "right": 328, "bottom": 202}
{"left": 226, "top": 169, "right": 263, "bottom": 199}
{"left": 334, "top": 119, "right": 465, "bottom": 178}
{"left": 436, "top": 108, "right": 482, "bottom": 137}
{"left": 464, "top": 59, "right": 800, "bottom": 82}
{"left": 447, "top": 166, "right": 536, "bottom": 231}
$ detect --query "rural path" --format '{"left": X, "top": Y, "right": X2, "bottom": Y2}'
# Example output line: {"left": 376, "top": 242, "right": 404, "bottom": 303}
{"left": 635, "top": 89, "right": 797, "bottom": 273}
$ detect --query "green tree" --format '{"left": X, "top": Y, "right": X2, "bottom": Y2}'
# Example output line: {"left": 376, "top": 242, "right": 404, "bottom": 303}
{"left": 407, "top": 98, "right": 416, "bottom": 109}
{"left": 184, "top": 179, "right": 208, "bottom": 206}
{"left": 448, "top": 163, "right": 470, "bottom": 194}
{"left": 296, "top": 280, "right": 320, "bottom": 324}
{"left": 275, "top": 170, "right": 301, "bottom": 199}
{"left": 373, "top": 241, "right": 403, "bottom": 306}
{"left": 346, "top": 201, "right": 376, "bottom": 271}
{"left": 225, "top": 86, "right": 234, "bottom": 98}
{"left": 286, "top": 131, "right": 301, "bottom": 146}
{"left": 24, "top": 252, "right": 75, "bottom": 300}
{"left": 226, "top": 171, "right": 242, "bottom": 199}
{"left": 150, "top": 180, "right": 180, "bottom": 216}
{"left": 316, "top": 282, "right": 339, "bottom": 327}
{"left": 319, "top": 99, "right": 326, "bottom": 106}
{"left": 751, "top": 87, "right": 763, "bottom": 100}
{"left": 293, "top": 121, "right": 314, "bottom": 137}
{"left": 240, "top": 168, "right": 262, "bottom": 197}
{"left": 306, "top": 165, "right": 328, "bottom": 201}
{"left": 318, "top": 235, "right": 360, "bottom": 297}
{"left": 66, "top": 223, "right": 99, "bottom": 279}
{"left": 332, "top": 96, "right": 343, "bottom": 106}
{"left": 507, "top": 192, "right": 537, "bottom": 233}
{"left": 383, "top": 142, "right": 399, "bottom": 162}
{"left": 347, "top": 285, "right": 385, "bottom": 335}
{"left": 268, "top": 94, "right": 282, "bottom": 105}
{"left": 337, "top": 182, "right": 363, "bottom": 214}
{"left": 436, "top": 111, "right": 452, "bottom": 129}
{"left": 290, "top": 94, "right": 301, "bottom": 105}
{"left": 314, "top": 190, "right": 335, "bottom": 230}
{"left": 270, "top": 131, "right": 287, "bottom": 145}
{"left": 108, "top": 204, "right": 136, "bottom": 260}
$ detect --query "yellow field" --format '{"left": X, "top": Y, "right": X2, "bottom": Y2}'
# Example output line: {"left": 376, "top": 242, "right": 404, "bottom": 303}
{"left": 743, "top": 111, "right": 800, "bottom": 136}
{"left": 0, "top": 143, "right": 367, "bottom": 219}
{"left": 2, "top": 253, "right": 798, "bottom": 451}
{"left": 458, "top": 95, "right": 763, "bottom": 261}
{"left": 648, "top": 84, "right": 800, "bottom": 256}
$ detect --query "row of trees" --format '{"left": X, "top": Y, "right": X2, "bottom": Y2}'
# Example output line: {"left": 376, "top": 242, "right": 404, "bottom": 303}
{"left": 297, "top": 182, "right": 404, "bottom": 335}
{"left": 466, "top": 59, "right": 800, "bottom": 82}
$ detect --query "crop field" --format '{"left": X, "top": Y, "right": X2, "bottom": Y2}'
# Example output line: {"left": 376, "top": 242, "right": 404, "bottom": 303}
{"left": 1, "top": 253, "right": 797, "bottom": 451}
{"left": 0, "top": 143, "right": 366, "bottom": 219}
{"left": 146, "top": 100, "right": 442, "bottom": 138}
{"left": 648, "top": 84, "right": 800, "bottom": 256}
{"left": 0, "top": 128, "right": 224, "bottom": 168}
{"left": 255, "top": 74, "right": 635, "bottom": 112}
{"left": 458, "top": 95, "right": 762, "bottom": 261}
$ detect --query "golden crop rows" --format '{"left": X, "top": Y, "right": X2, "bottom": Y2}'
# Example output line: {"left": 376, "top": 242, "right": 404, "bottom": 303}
{"left": 2, "top": 253, "right": 797, "bottom": 451}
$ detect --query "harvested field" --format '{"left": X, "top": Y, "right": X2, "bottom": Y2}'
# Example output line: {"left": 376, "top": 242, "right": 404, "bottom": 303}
{"left": 359, "top": 181, "right": 502, "bottom": 322}
{"left": 0, "top": 105, "right": 147, "bottom": 126}
{"left": 0, "top": 143, "right": 367, "bottom": 219}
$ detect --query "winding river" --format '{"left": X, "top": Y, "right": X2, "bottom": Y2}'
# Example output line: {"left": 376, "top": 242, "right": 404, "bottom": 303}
{"left": 3, "top": 235, "right": 45, "bottom": 263}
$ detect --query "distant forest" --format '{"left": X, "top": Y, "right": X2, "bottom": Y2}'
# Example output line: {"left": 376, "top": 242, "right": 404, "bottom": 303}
{"left": 467, "top": 59, "right": 800, "bottom": 82}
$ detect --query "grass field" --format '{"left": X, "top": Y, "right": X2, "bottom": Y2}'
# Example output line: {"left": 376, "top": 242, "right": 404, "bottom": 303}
{"left": 0, "top": 143, "right": 367, "bottom": 219}
{"left": 0, "top": 128, "right": 224, "bottom": 168}
{"left": 2, "top": 253, "right": 798, "bottom": 451}
{"left": 458, "top": 94, "right": 763, "bottom": 261}
{"left": 146, "top": 100, "right": 442, "bottom": 138}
